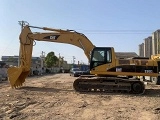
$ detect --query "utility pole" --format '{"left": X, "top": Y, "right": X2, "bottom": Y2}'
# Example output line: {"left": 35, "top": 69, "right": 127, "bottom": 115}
{"left": 40, "top": 51, "right": 45, "bottom": 68}
{"left": 58, "top": 53, "right": 61, "bottom": 69}
{"left": 73, "top": 56, "right": 76, "bottom": 65}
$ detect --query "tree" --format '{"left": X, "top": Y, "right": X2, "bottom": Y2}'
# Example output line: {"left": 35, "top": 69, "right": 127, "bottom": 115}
{"left": 45, "top": 52, "right": 58, "bottom": 68}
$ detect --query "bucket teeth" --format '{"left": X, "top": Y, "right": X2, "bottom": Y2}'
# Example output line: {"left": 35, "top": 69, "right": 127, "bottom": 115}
{"left": 13, "top": 82, "right": 23, "bottom": 88}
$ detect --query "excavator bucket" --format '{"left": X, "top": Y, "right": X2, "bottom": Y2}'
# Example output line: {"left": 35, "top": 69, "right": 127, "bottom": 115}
{"left": 8, "top": 67, "right": 29, "bottom": 88}
{"left": 7, "top": 25, "right": 33, "bottom": 88}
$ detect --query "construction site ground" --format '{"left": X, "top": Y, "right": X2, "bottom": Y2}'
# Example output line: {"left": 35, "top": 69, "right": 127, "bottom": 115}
{"left": 0, "top": 73, "right": 160, "bottom": 120}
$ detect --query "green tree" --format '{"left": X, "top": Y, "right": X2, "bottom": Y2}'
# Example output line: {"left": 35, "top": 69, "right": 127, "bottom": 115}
{"left": 45, "top": 52, "right": 58, "bottom": 68}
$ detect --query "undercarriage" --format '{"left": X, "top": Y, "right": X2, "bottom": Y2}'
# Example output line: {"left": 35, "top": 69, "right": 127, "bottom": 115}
{"left": 73, "top": 75, "right": 145, "bottom": 94}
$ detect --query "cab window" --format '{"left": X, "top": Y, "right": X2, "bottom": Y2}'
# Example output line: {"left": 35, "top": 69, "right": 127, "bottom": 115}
{"left": 92, "top": 50, "right": 105, "bottom": 62}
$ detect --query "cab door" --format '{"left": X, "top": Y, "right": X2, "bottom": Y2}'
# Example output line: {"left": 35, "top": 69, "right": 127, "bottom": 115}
{"left": 90, "top": 47, "right": 112, "bottom": 70}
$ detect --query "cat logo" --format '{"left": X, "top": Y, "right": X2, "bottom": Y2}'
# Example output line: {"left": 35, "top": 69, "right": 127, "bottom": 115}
{"left": 43, "top": 35, "right": 60, "bottom": 40}
{"left": 50, "top": 36, "right": 56, "bottom": 39}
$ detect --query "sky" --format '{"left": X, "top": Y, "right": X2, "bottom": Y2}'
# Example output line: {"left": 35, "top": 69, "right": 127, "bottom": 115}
{"left": 0, "top": 0, "right": 160, "bottom": 64}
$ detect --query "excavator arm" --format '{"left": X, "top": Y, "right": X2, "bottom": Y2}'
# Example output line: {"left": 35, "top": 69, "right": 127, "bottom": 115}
{"left": 8, "top": 25, "right": 95, "bottom": 88}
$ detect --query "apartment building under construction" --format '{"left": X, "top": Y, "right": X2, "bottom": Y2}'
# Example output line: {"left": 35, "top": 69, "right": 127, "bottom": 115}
{"left": 152, "top": 29, "right": 160, "bottom": 55}
{"left": 139, "top": 43, "right": 144, "bottom": 57}
{"left": 139, "top": 37, "right": 152, "bottom": 58}
{"left": 144, "top": 36, "right": 152, "bottom": 58}
{"left": 139, "top": 29, "right": 160, "bottom": 58}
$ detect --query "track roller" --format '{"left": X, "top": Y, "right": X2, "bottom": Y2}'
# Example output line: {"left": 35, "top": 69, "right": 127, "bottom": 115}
{"left": 130, "top": 81, "right": 145, "bottom": 94}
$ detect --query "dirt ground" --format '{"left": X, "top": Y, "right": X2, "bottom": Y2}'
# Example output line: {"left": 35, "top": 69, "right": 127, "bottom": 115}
{"left": 0, "top": 74, "right": 160, "bottom": 120}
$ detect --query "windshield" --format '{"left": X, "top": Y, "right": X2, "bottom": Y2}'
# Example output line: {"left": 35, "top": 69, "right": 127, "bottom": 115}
{"left": 92, "top": 50, "right": 105, "bottom": 62}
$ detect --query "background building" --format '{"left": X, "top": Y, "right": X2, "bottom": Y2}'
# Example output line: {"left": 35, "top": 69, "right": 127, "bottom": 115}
{"left": 115, "top": 52, "right": 138, "bottom": 59}
{"left": 144, "top": 36, "right": 152, "bottom": 58}
{"left": 1, "top": 56, "right": 41, "bottom": 68}
{"left": 152, "top": 29, "right": 160, "bottom": 55}
{"left": 139, "top": 43, "right": 144, "bottom": 57}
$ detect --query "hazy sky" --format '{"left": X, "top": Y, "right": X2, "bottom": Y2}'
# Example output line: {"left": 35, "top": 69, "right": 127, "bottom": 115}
{"left": 0, "top": 0, "right": 160, "bottom": 64}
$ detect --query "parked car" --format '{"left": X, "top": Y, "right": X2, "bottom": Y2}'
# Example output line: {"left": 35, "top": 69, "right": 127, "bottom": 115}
{"left": 82, "top": 69, "right": 90, "bottom": 75}
{"left": 70, "top": 68, "right": 83, "bottom": 77}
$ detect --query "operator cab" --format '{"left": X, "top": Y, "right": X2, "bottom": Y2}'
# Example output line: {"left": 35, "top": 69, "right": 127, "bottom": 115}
{"left": 90, "top": 47, "right": 113, "bottom": 70}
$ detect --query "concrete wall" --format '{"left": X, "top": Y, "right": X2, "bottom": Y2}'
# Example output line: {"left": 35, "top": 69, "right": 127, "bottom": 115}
{"left": 0, "top": 68, "right": 7, "bottom": 78}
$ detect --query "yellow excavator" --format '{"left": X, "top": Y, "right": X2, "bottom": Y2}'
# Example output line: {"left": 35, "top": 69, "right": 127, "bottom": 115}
{"left": 7, "top": 25, "right": 160, "bottom": 94}
{"left": 151, "top": 54, "right": 160, "bottom": 60}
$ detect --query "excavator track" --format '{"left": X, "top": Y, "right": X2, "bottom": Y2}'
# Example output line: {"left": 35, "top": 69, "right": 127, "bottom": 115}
{"left": 73, "top": 75, "right": 145, "bottom": 94}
